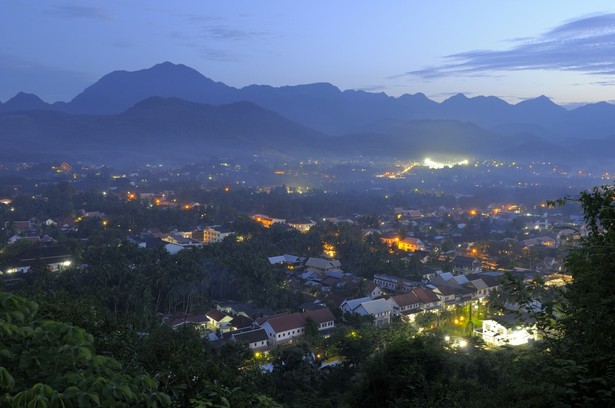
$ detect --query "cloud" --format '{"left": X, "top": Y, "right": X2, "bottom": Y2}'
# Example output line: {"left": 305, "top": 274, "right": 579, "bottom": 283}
{"left": 407, "top": 13, "right": 615, "bottom": 79}
{"left": 199, "top": 48, "right": 237, "bottom": 62}
{"left": 356, "top": 85, "right": 388, "bottom": 92}
{"left": 199, "top": 26, "right": 270, "bottom": 41}
{"left": 46, "top": 4, "right": 114, "bottom": 20}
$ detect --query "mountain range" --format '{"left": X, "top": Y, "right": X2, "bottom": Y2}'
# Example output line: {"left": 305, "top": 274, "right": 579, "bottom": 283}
{"left": 1, "top": 61, "right": 615, "bottom": 165}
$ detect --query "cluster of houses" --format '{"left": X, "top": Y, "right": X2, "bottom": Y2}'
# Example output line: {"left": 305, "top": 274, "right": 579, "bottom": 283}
{"left": 162, "top": 250, "right": 542, "bottom": 351}
{"left": 164, "top": 301, "right": 336, "bottom": 353}
{"left": 127, "top": 225, "right": 235, "bottom": 254}
{"left": 251, "top": 214, "right": 316, "bottom": 233}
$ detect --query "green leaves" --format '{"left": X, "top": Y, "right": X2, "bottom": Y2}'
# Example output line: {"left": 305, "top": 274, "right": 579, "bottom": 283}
{"left": 0, "top": 291, "right": 170, "bottom": 407}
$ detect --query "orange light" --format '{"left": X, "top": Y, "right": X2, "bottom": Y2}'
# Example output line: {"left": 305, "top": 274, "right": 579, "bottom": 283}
{"left": 469, "top": 209, "right": 477, "bottom": 216}
{"left": 224, "top": 187, "right": 230, "bottom": 192}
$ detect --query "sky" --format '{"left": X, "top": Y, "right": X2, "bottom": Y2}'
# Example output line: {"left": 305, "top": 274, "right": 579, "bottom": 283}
{"left": 2, "top": 1, "right": 615, "bottom": 105}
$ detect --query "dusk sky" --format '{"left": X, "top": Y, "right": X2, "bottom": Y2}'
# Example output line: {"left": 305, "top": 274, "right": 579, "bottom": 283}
{"left": 3, "top": 1, "right": 615, "bottom": 106}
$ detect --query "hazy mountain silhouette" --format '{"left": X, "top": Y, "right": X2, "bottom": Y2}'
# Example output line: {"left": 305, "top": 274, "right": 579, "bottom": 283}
{"left": 3, "top": 61, "right": 615, "bottom": 164}
{"left": 0, "top": 97, "right": 327, "bottom": 164}
{"left": 0, "top": 92, "right": 54, "bottom": 113}
{"left": 3, "top": 62, "right": 615, "bottom": 140}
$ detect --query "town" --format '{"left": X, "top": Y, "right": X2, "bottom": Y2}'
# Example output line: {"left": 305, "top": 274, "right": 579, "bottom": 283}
{"left": 1, "top": 154, "right": 593, "bottom": 406}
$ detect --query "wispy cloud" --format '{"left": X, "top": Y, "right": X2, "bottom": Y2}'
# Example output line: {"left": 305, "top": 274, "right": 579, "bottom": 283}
{"left": 199, "top": 26, "right": 270, "bottom": 41}
{"left": 199, "top": 48, "right": 237, "bottom": 62}
{"left": 407, "top": 13, "right": 615, "bottom": 79}
{"left": 357, "top": 85, "right": 388, "bottom": 92}
{"left": 46, "top": 4, "right": 114, "bottom": 21}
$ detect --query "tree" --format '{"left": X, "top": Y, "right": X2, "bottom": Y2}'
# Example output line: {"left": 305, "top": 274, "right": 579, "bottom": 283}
{"left": 555, "top": 185, "right": 615, "bottom": 405}
{"left": 0, "top": 291, "right": 170, "bottom": 407}
{"left": 304, "top": 316, "right": 319, "bottom": 343}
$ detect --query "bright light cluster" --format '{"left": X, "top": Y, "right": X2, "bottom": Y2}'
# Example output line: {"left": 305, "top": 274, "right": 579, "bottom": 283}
{"left": 423, "top": 158, "right": 469, "bottom": 169}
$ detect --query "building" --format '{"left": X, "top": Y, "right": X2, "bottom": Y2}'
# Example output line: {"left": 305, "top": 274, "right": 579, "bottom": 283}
{"left": 305, "top": 257, "right": 342, "bottom": 274}
{"left": 397, "top": 237, "right": 426, "bottom": 252}
{"left": 161, "top": 232, "right": 203, "bottom": 248}
{"left": 373, "top": 274, "right": 420, "bottom": 293}
{"left": 3, "top": 246, "right": 72, "bottom": 274}
{"left": 390, "top": 292, "right": 421, "bottom": 321}
{"left": 452, "top": 255, "right": 482, "bottom": 275}
{"left": 258, "top": 308, "right": 335, "bottom": 346}
{"left": 410, "top": 287, "right": 441, "bottom": 311}
{"left": 252, "top": 214, "right": 286, "bottom": 228}
{"left": 340, "top": 297, "right": 393, "bottom": 326}
{"left": 196, "top": 225, "right": 235, "bottom": 244}
{"left": 286, "top": 218, "right": 316, "bottom": 233}
{"left": 480, "top": 314, "right": 538, "bottom": 346}
{"left": 230, "top": 328, "right": 269, "bottom": 351}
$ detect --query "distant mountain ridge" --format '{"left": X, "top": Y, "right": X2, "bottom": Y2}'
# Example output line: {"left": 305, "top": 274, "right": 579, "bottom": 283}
{"left": 2, "top": 61, "right": 615, "bottom": 140}
{"left": 0, "top": 97, "right": 328, "bottom": 163}
{"left": 3, "top": 61, "right": 615, "bottom": 166}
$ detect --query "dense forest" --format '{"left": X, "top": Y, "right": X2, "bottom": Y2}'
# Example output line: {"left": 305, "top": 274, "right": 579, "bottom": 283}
{"left": 1, "top": 184, "right": 614, "bottom": 407}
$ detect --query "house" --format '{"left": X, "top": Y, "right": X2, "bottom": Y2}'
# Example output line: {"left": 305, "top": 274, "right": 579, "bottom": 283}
{"left": 44, "top": 219, "right": 58, "bottom": 227}
{"left": 268, "top": 254, "right": 304, "bottom": 268}
{"left": 229, "top": 314, "right": 255, "bottom": 331}
{"left": 432, "top": 285, "right": 458, "bottom": 309}
{"left": 164, "top": 314, "right": 209, "bottom": 330}
{"left": 390, "top": 292, "right": 421, "bottom": 321}
{"left": 430, "top": 271, "right": 455, "bottom": 286}
{"left": 466, "top": 272, "right": 501, "bottom": 298}
{"left": 480, "top": 314, "right": 538, "bottom": 346}
{"left": 380, "top": 234, "right": 400, "bottom": 247}
{"left": 411, "top": 287, "right": 441, "bottom": 311}
{"left": 452, "top": 255, "right": 482, "bottom": 275}
{"left": 205, "top": 308, "right": 235, "bottom": 332}
{"left": 397, "top": 237, "right": 426, "bottom": 252}
{"left": 286, "top": 218, "right": 316, "bottom": 233}
{"left": 161, "top": 232, "right": 203, "bottom": 248}
{"left": 257, "top": 308, "right": 335, "bottom": 346}
{"left": 10, "top": 220, "right": 34, "bottom": 233}
{"left": 195, "top": 225, "right": 235, "bottom": 244}
{"left": 341, "top": 297, "right": 393, "bottom": 326}
{"left": 521, "top": 236, "right": 556, "bottom": 248}
{"left": 4, "top": 246, "right": 72, "bottom": 274}
{"left": 467, "top": 279, "right": 490, "bottom": 301}
{"left": 366, "top": 281, "right": 383, "bottom": 299}
{"left": 252, "top": 214, "right": 286, "bottom": 228}
{"left": 231, "top": 328, "right": 269, "bottom": 351}
{"left": 215, "top": 301, "right": 274, "bottom": 320}
{"left": 373, "top": 274, "right": 419, "bottom": 293}
{"left": 305, "top": 257, "right": 342, "bottom": 274}
{"left": 56, "top": 217, "right": 77, "bottom": 232}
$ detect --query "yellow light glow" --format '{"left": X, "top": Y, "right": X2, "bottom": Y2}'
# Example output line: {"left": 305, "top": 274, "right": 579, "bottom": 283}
{"left": 423, "top": 157, "right": 469, "bottom": 169}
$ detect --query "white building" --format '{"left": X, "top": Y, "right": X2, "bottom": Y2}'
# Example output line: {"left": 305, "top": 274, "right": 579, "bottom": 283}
{"left": 480, "top": 314, "right": 538, "bottom": 346}
{"left": 341, "top": 297, "right": 393, "bottom": 326}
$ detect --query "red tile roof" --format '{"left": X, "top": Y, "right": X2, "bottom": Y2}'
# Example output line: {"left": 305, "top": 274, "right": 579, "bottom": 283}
{"left": 391, "top": 292, "right": 420, "bottom": 307}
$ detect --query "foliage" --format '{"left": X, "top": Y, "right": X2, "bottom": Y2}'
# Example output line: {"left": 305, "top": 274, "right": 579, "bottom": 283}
{"left": 555, "top": 185, "right": 615, "bottom": 405}
{"left": 0, "top": 291, "right": 170, "bottom": 407}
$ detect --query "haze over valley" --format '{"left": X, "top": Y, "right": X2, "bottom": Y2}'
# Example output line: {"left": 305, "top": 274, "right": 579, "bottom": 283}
{"left": 2, "top": 61, "right": 615, "bottom": 171}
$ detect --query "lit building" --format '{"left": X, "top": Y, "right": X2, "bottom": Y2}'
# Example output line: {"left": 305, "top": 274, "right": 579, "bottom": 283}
{"left": 194, "top": 226, "right": 235, "bottom": 244}
{"left": 286, "top": 218, "right": 316, "bottom": 233}
{"left": 480, "top": 314, "right": 538, "bottom": 346}
{"left": 397, "top": 237, "right": 426, "bottom": 252}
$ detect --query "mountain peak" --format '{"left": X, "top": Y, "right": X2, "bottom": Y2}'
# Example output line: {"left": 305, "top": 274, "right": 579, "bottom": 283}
{"left": 67, "top": 62, "right": 234, "bottom": 114}
{"left": 517, "top": 95, "right": 557, "bottom": 107}
{"left": 449, "top": 93, "right": 468, "bottom": 100}
{"left": 1, "top": 92, "right": 51, "bottom": 112}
